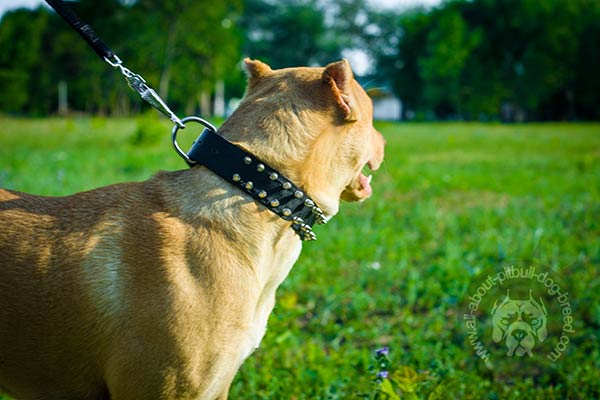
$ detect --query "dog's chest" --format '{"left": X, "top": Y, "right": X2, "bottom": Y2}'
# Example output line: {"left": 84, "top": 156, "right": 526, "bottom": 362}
{"left": 239, "top": 240, "right": 302, "bottom": 363}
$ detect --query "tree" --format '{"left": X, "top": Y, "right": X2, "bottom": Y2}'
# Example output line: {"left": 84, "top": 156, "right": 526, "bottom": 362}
{"left": 241, "top": 0, "right": 343, "bottom": 69}
{"left": 368, "top": 0, "right": 599, "bottom": 120}
{"left": 368, "top": 8, "right": 431, "bottom": 119}
{"left": 0, "top": 8, "right": 49, "bottom": 113}
{"left": 0, "top": 0, "right": 598, "bottom": 120}
{"left": 419, "top": 7, "right": 481, "bottom": 118}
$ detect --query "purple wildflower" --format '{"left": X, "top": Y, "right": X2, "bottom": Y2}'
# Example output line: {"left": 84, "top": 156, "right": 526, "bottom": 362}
{"left": 377, "top": 370, "right": 389, "bottom": 379}
{"left": 375, "top": 346, "right": 389, "bottom": 357}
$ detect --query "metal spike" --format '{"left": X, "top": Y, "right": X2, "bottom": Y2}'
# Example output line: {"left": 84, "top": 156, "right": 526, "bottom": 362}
{"left": 245, "top": 181, "right": 253, "bottom": 190}
{"left": 232, "top": 174, "right": 241, "bottom": 182}
{"left": 270, "top": 199, "right": 280, "bottom": 208}
{"left": 282, "top": 208, "right": 292, "bottom": 216}
{"left": 300, "top": 226, "right": 316, "bottom": 241}
{"left": 282, "top": 182, "right": 292, "bottom": 190}
{"left": 243, "top": 156, "right": 252, "bottom": 165}
{"left": 258, "top": 190, "right": 267, "bottom": 198}
{"left": 256, "top": 163, "right": 265, "bottom": 172}
{"left": 294, "top": 190, "right": 303, "bottom": 199}
{"left": 304, "top": 199, "right": 314, "bottom": 207}
{"left": 269, "top": 172, "right": 278, "bottom": 181}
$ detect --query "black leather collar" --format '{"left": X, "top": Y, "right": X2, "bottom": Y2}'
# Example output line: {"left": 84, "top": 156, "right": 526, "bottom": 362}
{"left": 178, "top": 122, "right": 327, "bottom": 241}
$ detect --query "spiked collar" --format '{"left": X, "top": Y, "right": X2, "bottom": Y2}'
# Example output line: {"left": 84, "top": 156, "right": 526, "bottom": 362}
{"left": 172, "top": 117, "right": 327, "bottom": 241}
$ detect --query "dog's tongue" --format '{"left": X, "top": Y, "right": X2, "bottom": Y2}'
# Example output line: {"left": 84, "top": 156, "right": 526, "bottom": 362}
{"left": 358, "top": 172, "right": 373, "bottom": 196}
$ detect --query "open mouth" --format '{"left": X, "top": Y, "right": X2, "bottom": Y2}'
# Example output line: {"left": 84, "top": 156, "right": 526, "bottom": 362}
{"left": 358, "top": 161, "right": 376, "bottom": 196}
{"left": 342, "top": 159, "right": 380, "bottom": 202}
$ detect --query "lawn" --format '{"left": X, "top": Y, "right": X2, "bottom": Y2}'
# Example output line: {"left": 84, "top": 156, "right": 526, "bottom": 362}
{"left": 0, "top": 117, "right": 599, "bottom": 399}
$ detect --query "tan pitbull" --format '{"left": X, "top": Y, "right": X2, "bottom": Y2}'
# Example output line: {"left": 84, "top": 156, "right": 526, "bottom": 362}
{"left": 0, "top": 59, "right": 385, "bottom": 399}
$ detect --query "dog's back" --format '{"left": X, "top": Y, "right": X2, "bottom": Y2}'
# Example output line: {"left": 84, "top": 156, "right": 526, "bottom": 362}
{"left": 0, "top": 176, "right": 253, "bottom": 400}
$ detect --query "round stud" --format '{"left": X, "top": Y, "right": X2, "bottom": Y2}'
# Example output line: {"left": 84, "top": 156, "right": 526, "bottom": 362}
{"left": 269, "top": 172, "right": 278, "bottom": 181}
{"left": 270, "top": 199, "right": 280, "bottom": 208}
{"left": 282, "top": 208, "right": 292, "bottom": 216}
{"left": 245, "top": 181, "right": 253, "bottom": 190}
{"left": 243, "top": 156, "right": 252, "bottom": 165}
{"left": 304, "top": 199, "right": 314, "bottom": 207}
{"left": 256, "top": 163, "right": 265, "bottom": 172}
{"left": 258, "top": 190, "right": 267, "bottom": 198}
{"left": 282, "top": 182, "right": 292, "bottom": 190}
{"left": 232, "top": 174, "right": 241, "bottom": 182}
{"left": 294, "top": 190, "right": 303, "bottom": 199}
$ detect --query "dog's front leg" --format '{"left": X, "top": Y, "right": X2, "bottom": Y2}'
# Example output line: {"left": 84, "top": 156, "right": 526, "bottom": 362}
{"left": 216, "top": 382, "right": 232, "bottom": 400}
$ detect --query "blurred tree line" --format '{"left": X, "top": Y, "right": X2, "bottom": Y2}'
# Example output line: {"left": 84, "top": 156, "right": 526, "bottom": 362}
{"left": 0, "top": 0, "right": 598, "bottom": 120}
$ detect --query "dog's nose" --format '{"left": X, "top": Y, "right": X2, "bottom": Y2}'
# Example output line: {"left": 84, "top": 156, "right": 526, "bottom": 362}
{"left": 512, "top": 329, "right": 527, "bottom": 341}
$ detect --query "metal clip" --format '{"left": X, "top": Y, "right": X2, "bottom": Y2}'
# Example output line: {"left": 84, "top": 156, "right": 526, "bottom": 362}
{"left": 103, "top": 54, "right": 123, "bottom": 68}
{"left": 103, "top": 56, "right": 184, "bottom": 128}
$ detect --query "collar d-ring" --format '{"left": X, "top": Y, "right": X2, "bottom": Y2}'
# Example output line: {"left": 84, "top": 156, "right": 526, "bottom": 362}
{"left": 172, "top": 116, "right": 218, "bottom": 166}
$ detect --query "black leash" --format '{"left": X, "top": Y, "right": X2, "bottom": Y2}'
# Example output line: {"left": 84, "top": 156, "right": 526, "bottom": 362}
{"left": 45, "top": 0, "right": 116, "bottom": 62}
{"left": 45, "top": 0, "right": 327, "bottom": 240}
{"left": 45, "top": 0, "right": 184, "bottom": 127}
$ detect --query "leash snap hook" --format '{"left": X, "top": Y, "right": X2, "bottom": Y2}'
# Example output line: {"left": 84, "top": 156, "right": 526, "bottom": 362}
{"left": 172, "top": 116, "right": 218, "bottom": 166}
{"left": 104, "top": 54, "right": 185, "bottom": 129}
{"left": 103, "top": 54, "right": 123, "bottom": 68}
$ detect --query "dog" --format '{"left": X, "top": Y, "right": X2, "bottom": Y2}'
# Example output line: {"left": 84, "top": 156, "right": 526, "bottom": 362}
{"left": 0, "top": 58, "right": 385, "bottom": 399}
{"left": 491, "top": 290, "right": 548, "bottom": 357}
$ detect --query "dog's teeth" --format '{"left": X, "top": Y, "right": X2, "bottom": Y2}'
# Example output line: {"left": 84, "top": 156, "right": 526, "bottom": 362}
{"left": 367, "top": 175, "right": 373, "bottom": 184}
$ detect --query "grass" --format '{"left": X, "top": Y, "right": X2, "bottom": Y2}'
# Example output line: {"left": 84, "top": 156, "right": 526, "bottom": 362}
{"left": 0, "top": 116, "right": 599, "bottom": 399}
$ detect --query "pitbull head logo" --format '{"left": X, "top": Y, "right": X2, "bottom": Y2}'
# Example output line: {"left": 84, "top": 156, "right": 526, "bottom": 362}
{"left": 491, "top": 289, "right": 548, "bottom": 357}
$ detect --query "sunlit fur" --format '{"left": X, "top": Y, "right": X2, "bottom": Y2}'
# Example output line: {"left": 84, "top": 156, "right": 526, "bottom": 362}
{"left": 0, "top": 59, "right": 384, "bottom": 400}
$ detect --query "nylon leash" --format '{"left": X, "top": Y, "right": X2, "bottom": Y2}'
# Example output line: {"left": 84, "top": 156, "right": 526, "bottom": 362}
{"left": 45, "top": 0, "right": 184, "bottom": 128}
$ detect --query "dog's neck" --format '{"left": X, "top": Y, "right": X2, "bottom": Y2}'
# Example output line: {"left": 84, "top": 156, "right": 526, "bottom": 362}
{"left": 155, "top": 166, "right": 302, "bottom": 290}
{"left": 183, "top": 129, "right": 326, "bottom": 240}
{"left": 218, "top": 116, "right": 344, "bottom": 220}
{"left": 155, "top": 168, "right": 302, "bottom": 276}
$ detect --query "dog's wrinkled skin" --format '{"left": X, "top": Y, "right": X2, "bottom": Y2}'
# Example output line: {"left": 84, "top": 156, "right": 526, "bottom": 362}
{"left": 0, "top": 59, "right": 384, "bottom": 400}
{"left": 491, "top": 290, "right": 548, "bottom": 357}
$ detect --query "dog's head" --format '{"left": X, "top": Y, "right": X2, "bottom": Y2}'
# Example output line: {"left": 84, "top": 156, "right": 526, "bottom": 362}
{"left": 491, "top": 290, "right": 548, "bottom": 357}
{"left": 222, "top": 59, "right": 385, "bottom": 217}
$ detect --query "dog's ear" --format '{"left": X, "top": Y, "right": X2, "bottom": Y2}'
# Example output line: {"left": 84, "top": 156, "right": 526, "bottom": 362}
{"left": 538, "top": 297, "right": 547, "bottom": 316}
{"left": 491, "top": 299, "right": 500, "bottom": 316}
{"left": 492, "top": 324, "right": 504, "bottom": 343}
{"left": 535, "top": 296, "right": 548, "bottom": 341}
{"left": 244, "top": 58, "right": 272, "bottom": 86}
{"left": 322, "top": 59, "right": 358, "bottom": 122}
{"left": 491, "top": 299, "right": 504, "bottom": 343}
{"left": 537, "top": 322, "right": 548, "bottom": 342}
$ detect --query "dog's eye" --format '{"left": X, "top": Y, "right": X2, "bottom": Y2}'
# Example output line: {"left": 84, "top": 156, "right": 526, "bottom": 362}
{"left": 523, "top": 313, "right": 537, "bottom": 325}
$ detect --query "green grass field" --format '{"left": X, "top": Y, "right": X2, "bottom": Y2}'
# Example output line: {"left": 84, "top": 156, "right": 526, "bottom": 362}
{"left": 1, "top": 117, "right": 599, "bottom": 399}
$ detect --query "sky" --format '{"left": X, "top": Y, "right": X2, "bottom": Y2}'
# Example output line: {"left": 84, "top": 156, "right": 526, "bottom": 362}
{"left": 0, "top": 0, "right": 48, "bottom": 16}
{"left": 0, "top": 0, "right": 443, "bottom": 18}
